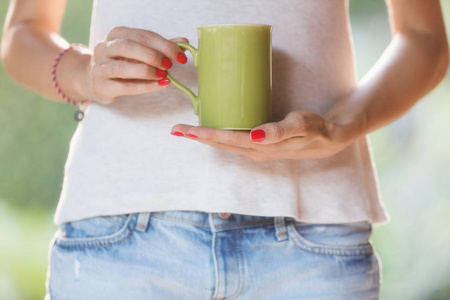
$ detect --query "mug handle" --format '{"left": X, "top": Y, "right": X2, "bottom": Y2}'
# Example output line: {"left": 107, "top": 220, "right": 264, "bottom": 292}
{"left": 166, "top": 42, "right": 200, "bottom": 115}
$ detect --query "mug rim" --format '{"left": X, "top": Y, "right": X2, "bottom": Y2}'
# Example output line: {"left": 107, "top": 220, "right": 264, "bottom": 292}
{"left": 198, "top": 24, "right": 272, "bottom": 29}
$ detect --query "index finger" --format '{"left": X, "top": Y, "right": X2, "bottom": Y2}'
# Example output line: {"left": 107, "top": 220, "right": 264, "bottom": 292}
{"left": 173, "top": 125, "right": 255, "bottom": 149}
{"left": 106, "top": 26, "right": 186, "bottom": 64}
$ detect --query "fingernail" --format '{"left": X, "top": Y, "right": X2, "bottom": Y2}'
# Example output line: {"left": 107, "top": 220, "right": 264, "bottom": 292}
{"left": 158, "top": 78, "right": 170, "bottom": 86}
{"left": 162, "top": 57, "right": 172, "bottom": 69}
{"left": 251, "top": 129, "right": 265, "bottom": 142}
{"left": 156, "top": 69, "right": 167, "bottom": 78}
{"left": 185, "top": 133, "right": 198, "bottom": 138}
{"left": 177, "top": 52, "right": 188, "bottom": 64}
{"left": 170, "top": 131, "right": 184, "bottom": 137}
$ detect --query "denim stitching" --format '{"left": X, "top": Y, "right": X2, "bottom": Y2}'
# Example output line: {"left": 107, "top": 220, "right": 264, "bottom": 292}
{"left": 372, "top": 248, "right": 382, "bottom": 291}
{"left": 215, "top": 220, "right": 274, "bottom": 230}
{"left": 212, "top": 231, "right": 222, "bottom": 300}
{"left": 239, "top": 228, "right": 245, "bottom": 296}
{"left": 226, "top": 229, "right": 240, "bottom": 300}
{"left": 226, "top": 228, "right": 245, "bottom": 300}
{"left": 55, "top": 214, "right": 137, "bottom": 249}
{"left": 287, "top": 221, "right": 373, "bottom": 256}
{"left": 151, "top": 215, "right": 275, "bottom": 230}
{"left": 151, "top": 215, "right": 210, "bottom": 227}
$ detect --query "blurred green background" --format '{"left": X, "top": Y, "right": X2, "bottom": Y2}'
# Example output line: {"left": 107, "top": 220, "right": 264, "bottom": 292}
{"left": 0, "top": 0, "right": 449, "bottom": 299}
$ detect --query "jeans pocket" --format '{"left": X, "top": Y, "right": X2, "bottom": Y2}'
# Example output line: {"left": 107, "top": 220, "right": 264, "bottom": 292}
{"left": 286, "top": 220, "right": 374, "bottom": 256}
{"left": 55, "top": 213, "right": 137, "bottom": 249}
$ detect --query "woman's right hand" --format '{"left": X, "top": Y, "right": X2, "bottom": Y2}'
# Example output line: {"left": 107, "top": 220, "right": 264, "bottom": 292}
{"left": 84, "top": 26, "right": 188, "bottom": 105}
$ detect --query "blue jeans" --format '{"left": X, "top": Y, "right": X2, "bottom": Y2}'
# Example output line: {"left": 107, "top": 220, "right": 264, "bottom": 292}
{"left": 45, "top": 211, "right": 380, "bottom": 299}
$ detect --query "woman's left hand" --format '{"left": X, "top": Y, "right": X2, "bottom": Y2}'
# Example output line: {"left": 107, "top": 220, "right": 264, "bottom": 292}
{"left": 170, "top": 110, "right": 361, "bottom": 161}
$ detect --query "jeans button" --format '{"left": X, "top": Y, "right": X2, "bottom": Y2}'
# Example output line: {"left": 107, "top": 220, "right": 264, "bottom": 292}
{"left": 218, "top": 213, "right": 231, "bottom": 219}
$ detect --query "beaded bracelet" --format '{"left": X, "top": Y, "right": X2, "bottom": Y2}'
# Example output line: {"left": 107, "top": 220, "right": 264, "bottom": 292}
{"left": 51, "top": 43, "right": 89, "bottom": 122}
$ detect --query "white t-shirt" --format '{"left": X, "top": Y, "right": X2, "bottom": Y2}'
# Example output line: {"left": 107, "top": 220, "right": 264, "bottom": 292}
{"left": 54, "top": 0, "right": 390, "bottom": 225}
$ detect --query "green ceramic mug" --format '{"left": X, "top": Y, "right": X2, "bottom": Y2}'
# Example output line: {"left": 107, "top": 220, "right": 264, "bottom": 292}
{"left": 167, "top": 24, "right": 272, "bottom": 130}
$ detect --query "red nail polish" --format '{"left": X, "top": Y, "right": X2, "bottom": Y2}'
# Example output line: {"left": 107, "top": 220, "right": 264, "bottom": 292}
{"left": 185, "top": 133, "right": 198, "bottom": 138}
{"left": 251, "top": 129, "right": 266, "bottom": 142}
{"left": 170, "top": 131, "right": 184, "bottom": 137}
{"left": 156, "top": 69, "right": 167, "bottom": 78}
{"left": 158, "top": 78, "right": 170, "bottom": 86}
{"left": 177, "top": 52, "right": 188, "bottom": 64}
{"left": 162, "top": 57, "right": 172, "bottom": 69}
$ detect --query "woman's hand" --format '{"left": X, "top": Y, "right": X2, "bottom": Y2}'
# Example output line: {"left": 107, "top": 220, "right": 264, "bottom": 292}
{"left": 2, "top": 0, "right": 189, "bottom": 105}
{"left": 83, "top": 26, "right": 188, "bottom": 105}
{"left": 170, "top": 110, "right": 362, "bottom": 161}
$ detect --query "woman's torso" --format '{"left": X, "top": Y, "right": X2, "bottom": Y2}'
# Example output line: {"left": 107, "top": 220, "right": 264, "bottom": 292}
{"left": 54, "top": 0, "right": 389, "bottom": 225}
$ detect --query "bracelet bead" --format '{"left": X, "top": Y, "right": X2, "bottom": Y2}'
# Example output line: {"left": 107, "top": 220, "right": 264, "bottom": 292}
{"left": 51, "top": 43, "right": 89, "bottom": 121}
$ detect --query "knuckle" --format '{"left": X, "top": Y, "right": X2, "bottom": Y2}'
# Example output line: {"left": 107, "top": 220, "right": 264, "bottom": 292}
{"left": 288, "top": 111, "right": 305, "bottom": 124}
{"left": 115, "top": 39, "right": 133, "bottom": 54}
{"left": 287, "top": 111, "right": 308, "bottom": 135}
{"left": 91, "top": 61, "right": 102, "bottom": 76}
{"left": 97, "top": 63, "right": 110, "bottom": 79}
{"left": 272, "top": 125, "right": 285, "bottom": 141}
{"left": 107, "top": 26, "right": 126, "bottom": 39}
{"left": 93, "top": 42, "right": 106, "bottom": 59}
{"left": 138, "top": 30, "right": 157, "bottom": 45}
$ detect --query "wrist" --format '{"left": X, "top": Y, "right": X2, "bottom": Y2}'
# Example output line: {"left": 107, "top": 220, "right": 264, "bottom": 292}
{"left": 323, "top": 97, "right": 368, "bottom": 144}
{"left": 55, "top": 45, "right": 93, "bottom": 102}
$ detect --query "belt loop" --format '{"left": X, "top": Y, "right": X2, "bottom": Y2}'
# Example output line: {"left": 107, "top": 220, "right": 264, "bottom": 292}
{"left": 135, "top": 212, "right": 151, "bottom": 232}
{"left": 274, "top": 216, "right": 288, "bottom": 242}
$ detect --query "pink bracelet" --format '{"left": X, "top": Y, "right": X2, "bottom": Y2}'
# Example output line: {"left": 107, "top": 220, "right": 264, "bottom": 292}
{"left": 51, "top": 43, "right": 89, "bottom": 122}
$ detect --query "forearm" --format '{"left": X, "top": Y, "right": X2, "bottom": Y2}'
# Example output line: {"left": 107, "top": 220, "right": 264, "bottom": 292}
{"left": 324, "top": 30, "right": 449, "bottom": 140}
{"left": 1, "top": 15, "right": 91, "bottom": 102}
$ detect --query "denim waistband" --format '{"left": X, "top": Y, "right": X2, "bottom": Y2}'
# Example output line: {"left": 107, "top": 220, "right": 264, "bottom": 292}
{"left": 134, "top": 210, "right": 291, "bottom": 241}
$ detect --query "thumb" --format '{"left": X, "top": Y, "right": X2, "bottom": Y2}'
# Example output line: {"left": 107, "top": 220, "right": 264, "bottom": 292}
{"left": 250, "top": 111, "right": 307, "bottom": 144}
